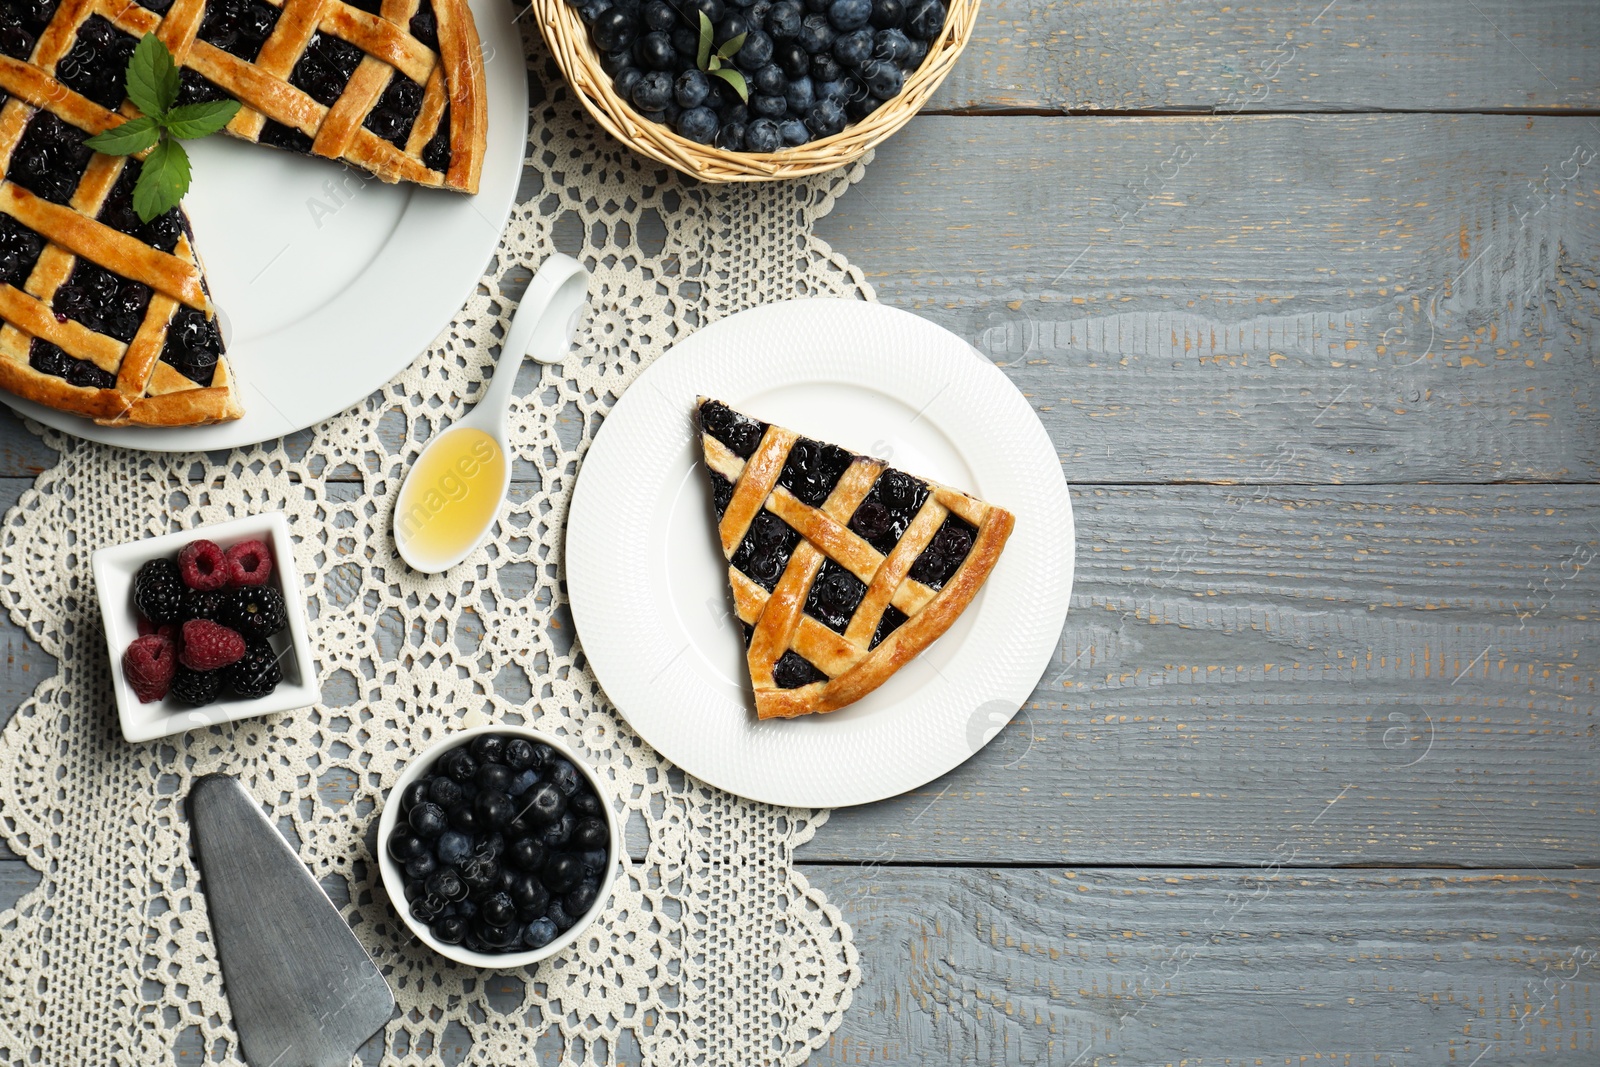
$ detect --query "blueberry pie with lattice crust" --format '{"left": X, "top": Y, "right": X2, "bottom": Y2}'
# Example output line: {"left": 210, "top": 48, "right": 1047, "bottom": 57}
{"left": 698, "top": 398, "right": 1015, "bottom": 719}
{"left": 0, "top": 0, "right": 485, "bottom": 426}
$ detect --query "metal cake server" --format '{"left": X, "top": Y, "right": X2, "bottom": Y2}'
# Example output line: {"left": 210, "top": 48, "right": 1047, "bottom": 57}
{"left": 189, "top": 775, "right": 394, "bottom": 1067}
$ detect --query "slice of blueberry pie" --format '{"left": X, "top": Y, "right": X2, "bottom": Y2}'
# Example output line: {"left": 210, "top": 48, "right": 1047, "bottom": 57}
{"left": 698, "top": 398, "right": 1015, "bottom": 720}
{"left": 0, "top": 0, "right": 486, "bottom": 426}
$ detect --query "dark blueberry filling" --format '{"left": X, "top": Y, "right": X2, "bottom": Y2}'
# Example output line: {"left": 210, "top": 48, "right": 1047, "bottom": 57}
{"left": 159, "top": 305, "right": 223, "bottom": 386}
{"left": 259, "top": 119, "right": 314, "bottom": 153}
{"left": 198, "top": 0, "right": 282, "bottom": 62}
{"left": 7, "top": 110, "right": 93, "bottom": 205}
{"left": 12, "top": 1, "right": 58, "bottom": 38}
{"left": 869, "top": 604, "right": 907, "bottom": 649}
{"left": 421, "top": 107, "right": 453, "bottom": 173}
{"left": 729, "top": 510, "right": 800, "bottom": 592}
{"left": 363, "top": 73, "right": 425, "bottom": 148}
{"left": 52, "top": 261, "right": 152, "bottom": 344}
{"left": 177, "top": 68, "right": 232, "bottom": 107}
{"left": 0, "top": 214, "right": 45, "bottom": 290}
{"left": 699, "top": 399, "right": 767, "bottom": 459}
{"left": 345, "top": 0, "right": 383, "bottom": 13}
{"left": 56, "top": 15, "right": 139, "bottom": 109}
{"left": 135, "top": 0, "right": 175, "bottom": 13}
{"left": 803, "top": 559, "right": 866, "bottom": 634}
{"left": 289, "top": 33, "right": 364, "bottom": 107}
{"left": 907, "top": 514, "right": 976, "bottom": 589}
{"left": 0, "top": 8, "right": 37, "bottom": 60}
{"left": 29, "top": 338, "right": 116, "bottom": 389}
{"left": 98, "top": 163, "right": 184, "bottom": 253}
{"left": 772, "top": 650, "right": 827, "bottom": 689}
{"left": 708, "top": 469, "right": 734, "bottom": 520}
{"left": 740, "top": 621, "right": 753, "bottom": 649}
{"left": 777, "top": 436, "right": 854, "bottom": 506}
{"left": 410, "top": 2, "right": 441, "bottom": 51}
{"left": 847, "top": 469, "right": 928, "bottom": 554}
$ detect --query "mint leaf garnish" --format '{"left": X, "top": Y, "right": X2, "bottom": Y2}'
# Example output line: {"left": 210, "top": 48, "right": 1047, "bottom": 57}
{"left": 697, "top": 12, "right": 713, "bottom": 72}
{"left": 164, "top": 100, "right": 241, "bottom": 140}
{"left": 84, "top": 116, "right": 162, "bottom": 156}
{"left": 709, "top": 67, "right": 749, "bottom": 102}
{"left": 86, "top": 35, "right": 237, "bottom": 222}
{"left": 694, "top": 11, "right": 748, "bottom": 101}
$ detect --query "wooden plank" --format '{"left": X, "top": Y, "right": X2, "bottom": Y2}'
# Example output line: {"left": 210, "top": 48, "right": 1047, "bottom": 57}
{"left": 933, "top": 0, "right": 1600, "bottom": 114}
{"left": 810, "top": 483, "right": 1600, "bottom": 866}
{"left": 0, "top": 410, "right": 58, "bottom": 479}
{"left": 817, "top": 113, "right": 1600, "bottom": 484}
{"left": 804, "top": 865, "right": 1600, "bottom": 1066}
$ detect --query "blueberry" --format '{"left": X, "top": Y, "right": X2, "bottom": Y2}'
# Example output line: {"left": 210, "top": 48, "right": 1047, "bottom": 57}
{"left": 642, "top": 0, "right": 675, "bottom": 30}
{"left": 870, "top": 0, "right": 903, "bottom": 27}
{"left": 905, "top": 35, "right": 927, "bottom": 67}
{"left": 549, "top": 760, "right": 582, "bottom": 797}
{"left": 677, "top": 105, "right": 719, "bottom": 143}
{"left": 716, "top": 13, "right": 749, "bottom": 42}
{"left": 601, "top": 47, "right": 635, "bottom": 74}
{"left": 469, "top": 735, "right": 505, "bottom": 764}
{"left": 663, "top": 101, "right": 684, "bottom": 125}
{"left": 405, "top": 852, "right": 437, "bottom": 880}
{"left": 592, "top": 8, "right": 639, "bottom": 50}
{"left": 777, "top": 117, "right": 809, "bottom": 144}
{"left": 387, "top": 830, "right": 424, "bottom": 863}
{"left": 507, "top": 835, "right": 547, "bottom": 871}
{"left": 860, "top": 57, "right": 902, "bottom": 97}
{"left": 432, "top": 915, "right": 468, "bottom": 944}
{"left": 774, "top": 39, "right": 809, "bottom": 78}
{"left": 567, "top": 879, "right": 602, "bottom": 917}
{"left": 523, "top": 917, "right": 559, "bottom": 948}
{"left": 733, "top": 28, "right": 773, "bottom": 70}
{"left": 410, "top": 895, "right": 443, "bottom": 924}
{"left": 745, "top": 117, "right": 782, "bottom": 151}
{"left": 478, "top": 920, "right": 519, "bottom": 949}
{"left": 810, "top": 52, "right": 842, "bottom": 80}
{"left": 503, "top": 738, "right": 535, "bottom": 770}
{"left": 443, "top": 749, "right": 477, "bottom": 782}
{"left": 766, "top": 0, "right": 802, "bottom": 37}
{"left": 715, "top": 122, "right": 747, "bottom": 149}
{"left": 577, "top": 0, "right": 613, "bottom": 23}
{"left": 460, "top": 853, "right": 502, "bottom": 895}
{"left": 636, "top": 30, "right": 675, "bottom": 70}
{"left": 874, "top": 26, "right": 911, "bottom": 62}
{"left": 815, "top": 78, "right": 849, "bottom": 103}
{"left": 446, "top": 802, "right": 478, "bottom": 833}
{"left": 476, "top": 763, "right": 512, "bottom": 793}
{"left": 402, "top": 781, "right": 431, "bottom": 810}
{"left": 753, "top": 92, "right": 787, "bottom": 117}
{"left": 546, "top": 901, "right": 578, "bottom": 932}
{"left": 834, "top": 27, "right": 872, "bottom": 66}
{"left": 423, "top": 867, "right": 466, "bottom": 903}
{"left": 408, "top": 802, "right": 448, "bottom": 838}
{"left": 905, "top": 0, "right": 943, "bottom": 39}
{"left": 571, "top": 791, "right": 603, "bottom": 817}
{"left": 540, "top": 813, "right": 577, "bottom": 849}
{"left": 572, "top": 815, "right": 610, "bottom": 849}
{"left": 579, "top": 847, "right": 612, "bottom": 875}
{"left": 456, "top": 897, "right": 479, "bottom": 920}
{"left": 508, "top": 870, "right": 550, "bottom": 913}
{"left": 435, "top": 831, "right": 470, "bottom": 870}
{"left": 508, "top": 768, "right": 538, "bottom": 796}
{"left": 543, "top": 853, "right": 585, "bottom": 893}
{"left": 632, "top": 68, "right": 674, "bottom": 110}
{"left": 525, "top": 782, "right": 567, "bottom": 825}
{"left": 429, "top": 776, "right": 463, "bottom": 807}
{"left": 784, "top": 75, "right": 815, "bottom": 111}
{"left": 828, "top": 0, "right": 870, "bottom": 30}
{"left": 675, "top": 68, "right": 710, "bottom": 108}
{"left": 671, "top": 24, "right": 699, "bottom": 56}
{"left": 690, "top": 0, "right": 725, "bottom": 19}
{"left": 846, "top": 89, "right": 880, "bottom": 119}
{"left": 798, "top": 13, "right": 834, "bottom": 52}
{"left": 480, "top": 891, "right": 516, "bottom": 927}
{"left": 474, "top": 789, "right": 514, "bottom": 828}
{"left": 531, "top": 743, "right": 555, "bottom": 769}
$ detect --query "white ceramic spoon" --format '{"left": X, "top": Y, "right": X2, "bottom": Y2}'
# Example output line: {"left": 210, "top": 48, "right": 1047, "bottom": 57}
{"left": 393, "top": 253, "right": 590, "bottom": 573}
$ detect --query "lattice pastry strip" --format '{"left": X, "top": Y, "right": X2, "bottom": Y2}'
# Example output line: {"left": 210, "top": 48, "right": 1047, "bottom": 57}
{"left": 698, "top": 398, "right": 1016, "bottom": 720}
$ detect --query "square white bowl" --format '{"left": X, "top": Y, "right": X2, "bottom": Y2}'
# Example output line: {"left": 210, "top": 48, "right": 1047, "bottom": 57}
{"left": 92, "top": 512, "right": 320, "bottom": 743}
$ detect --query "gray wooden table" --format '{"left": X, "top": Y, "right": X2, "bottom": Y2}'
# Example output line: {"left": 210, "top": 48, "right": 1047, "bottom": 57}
{"left": 3, "top": 1, "right": 1599, "bottom": 1063}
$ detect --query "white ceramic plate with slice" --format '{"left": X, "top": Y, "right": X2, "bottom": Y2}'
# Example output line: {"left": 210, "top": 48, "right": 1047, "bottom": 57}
{"left": 566, "top": 299, "right": 1074, "bottom": 808}
{"left": 4, "top": 0, "right": 528, "bottom": 452}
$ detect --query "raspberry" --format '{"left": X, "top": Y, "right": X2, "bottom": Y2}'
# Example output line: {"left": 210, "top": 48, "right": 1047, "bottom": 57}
{"left": 177, "top": 538, "right": 228, "bottom": 591}
{"left": 221, "top": 586, "right": 287, "bottom": 640}
{"left": 122, "top": 634, "right": 176, "bottom": 703}
{"left": 170, "top": 666, "right": 222, "bottom": 706}
{"left": 226, "top": 642, "right": 283, "bottom": 698}
{"left": 178, "top": 619, "right": 246, "bottom": 671}
{"left": 225, "top": 539, "right": 273, "bottom": 587}
{"left": 132, "top": 558, "right": 185, "bottom": 623}
{"left": 136, "top": 617, "right": 177, "bottom": 641}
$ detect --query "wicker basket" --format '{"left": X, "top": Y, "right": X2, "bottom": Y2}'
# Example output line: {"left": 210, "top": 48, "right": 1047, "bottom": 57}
{"left": 535, "top": 0, "right": 981, "bottom": 182}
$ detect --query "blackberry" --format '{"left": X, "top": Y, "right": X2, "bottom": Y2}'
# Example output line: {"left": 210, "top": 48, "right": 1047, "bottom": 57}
{"left": 225, "top": 641, "right": 283, "bottom": 698}
{"left": 133, "top": 558, "right": 186, "bottom": 623}
{"left": 220, "top": 585, "right": 287, "bottom": 640}
{"left": 182, "top": 588, "right": 227, "bottom": 621}
{"left": 171, "top": 666, "right": 223, "bottom": 706}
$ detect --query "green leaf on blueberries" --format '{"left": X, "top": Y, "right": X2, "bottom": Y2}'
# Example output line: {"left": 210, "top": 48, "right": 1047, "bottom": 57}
{"left": 164, "top": 100, "right": 241, "bottom": 140}
{"left": 131, "top": 138, "right": 190, "bottom": 223}
{"left": 716, "top": 32, "right": 747, "bottom": 61}
{"left": 84, "top": 116, "right": 162, "bottom": 156}
{"left": 709, "top": 66, "right": 749, "bottom": 102}
{"left": 697, "top": 11, "right": 714, "bottom": 71}
{"left": 126, "top": 32, "right": 179, "bottom": 120}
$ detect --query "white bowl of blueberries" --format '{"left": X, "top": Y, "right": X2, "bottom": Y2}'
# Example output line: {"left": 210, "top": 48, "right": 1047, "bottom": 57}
{"left": 377, "top": 725, "right": 621, "bottom": 967}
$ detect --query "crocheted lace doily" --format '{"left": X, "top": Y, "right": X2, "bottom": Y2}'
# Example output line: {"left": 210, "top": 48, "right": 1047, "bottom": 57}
{"left": 0, "top": 37, "right": 868, "bottom": 1067}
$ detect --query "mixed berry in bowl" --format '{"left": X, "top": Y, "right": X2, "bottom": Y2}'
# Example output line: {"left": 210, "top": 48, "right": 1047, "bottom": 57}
{"left": 577, "top": 0, "right": 950, "bottom": 152}
{"left": 380, "top": 728, "right": 619, "bottom": 964}
{"left": 121, "top": 537, "right": 287, "bottom": 706}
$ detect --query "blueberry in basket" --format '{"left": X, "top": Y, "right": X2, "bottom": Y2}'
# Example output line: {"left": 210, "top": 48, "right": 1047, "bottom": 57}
{"left": 121, "top": 537, "right": 286, "bottom": 705}
{"left": 573, "top": 0, "right": 949, "bottom": 153}
{"left": 386, "top": 733, "right": 613, "bottom": 955}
